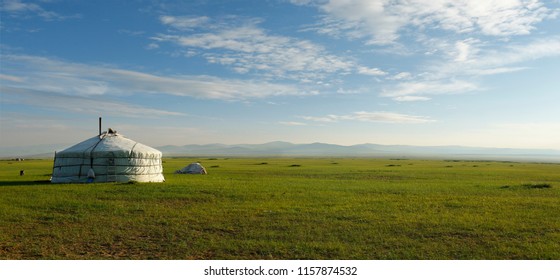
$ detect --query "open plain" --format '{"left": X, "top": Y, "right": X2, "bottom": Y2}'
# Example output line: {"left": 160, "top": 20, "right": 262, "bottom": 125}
{"left": 1, "top": 158, "right": 559, "bottom": 259}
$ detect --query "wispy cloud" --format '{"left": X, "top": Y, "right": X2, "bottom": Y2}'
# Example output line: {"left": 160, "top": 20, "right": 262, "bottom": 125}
{"left": 293, "top": 1, "right": 559, "bottom": 102}
{"left": 154, "top": 17, "right": 355, "bottom": 81}
{"left": 0, "top": 113, "right": 207, "bottom": 147}
{"left": 358, "top": 66, "right": 387, "bottom": 76}
{"left": 315, "top": 1, "right": 404, "bottom": 45}
{"left": 381, "top": 36, "right": 560, "bottom": 101}
{"left": 301, "top": 111, "right": 434, "bottom": 124}
{"left": 473, "top": 36, "right": 560, "bottom": 69}
{"left": 1, "top": 54, "right": 305, "bottom": 100}
{"left": 160, "top": 15, "right": 210, "bottom": 30}
{"left": 1, "top": 86, "right": 186, "bottom": 118}
{"left": 0, "top": 73, "right": 24, "bottom": 82}
{"left": 388, "top": 72, "right": 412, "bottom": 80}
{"left": 381, "top": 80, "right": 479, "bottom": 101}
{"left": 154, "top": 15, "right": 390, "bottom": 83}
{"left": 392, "top": 96, "right": 431, "bottom": 102}
{"left": 427, "top": 36, "right": 560, "bottom": 78}
{"left": 300, "top": 115, "right": 339, "bottom": 123}
{"left": 1, "top": 0, "right": 80, "bottom": 21}
{"left": 0, "top": 54, "right": 316, "bottom": 120}
{"left": 279, "top": 121, "right": 307, "bottom": 126}
{"left": 306, "top": 0, "right": 556, "bottom": 45}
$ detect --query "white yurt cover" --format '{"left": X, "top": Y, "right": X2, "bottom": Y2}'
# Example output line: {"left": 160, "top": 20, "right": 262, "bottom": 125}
{"left": 175, "top": 163, "right": 207, "bottom": 174}
{"left": 52, "top": 130, "right": 165, "bottom": 183}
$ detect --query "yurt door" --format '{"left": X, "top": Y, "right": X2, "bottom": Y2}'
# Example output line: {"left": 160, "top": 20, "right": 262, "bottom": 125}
{"left": 106, "top": 153, "right": 117, "bottom": 182}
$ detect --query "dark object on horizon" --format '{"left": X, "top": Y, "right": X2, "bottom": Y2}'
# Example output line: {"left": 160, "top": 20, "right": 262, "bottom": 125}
{"left": 20, "top": 170, "right": 24, "bottom": 176}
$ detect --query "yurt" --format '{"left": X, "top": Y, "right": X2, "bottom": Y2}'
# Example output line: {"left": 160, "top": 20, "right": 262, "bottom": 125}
{"left": 175, "top": 163, "right": 207, "bottom": 174}
{"left": 51, "top": 129, "right": 165, "bottom": 183}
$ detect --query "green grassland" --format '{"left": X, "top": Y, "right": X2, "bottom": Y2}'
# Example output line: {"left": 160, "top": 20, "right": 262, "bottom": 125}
{"left": 1, "top": 157, "right": 559, "bottom": 259}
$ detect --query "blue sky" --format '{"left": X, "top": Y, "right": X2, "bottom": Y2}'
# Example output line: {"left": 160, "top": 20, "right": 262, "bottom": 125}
{"left": 1, "top": 0, "right": 559, "bottom": 149}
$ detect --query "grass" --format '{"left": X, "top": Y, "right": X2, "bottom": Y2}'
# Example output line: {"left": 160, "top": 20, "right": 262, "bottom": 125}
{"left": 1, "top": 158, "right": 559, "bottom": 259}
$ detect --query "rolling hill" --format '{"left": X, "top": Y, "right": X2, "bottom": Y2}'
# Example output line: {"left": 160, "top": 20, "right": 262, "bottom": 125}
{"left": 2, "top": 141, "right": 558, "bottom": 162}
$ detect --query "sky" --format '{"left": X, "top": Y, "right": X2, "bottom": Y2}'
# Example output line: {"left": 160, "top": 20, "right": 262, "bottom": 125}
{"left": 1, "top": 0, "right": 560, "bottom": 150}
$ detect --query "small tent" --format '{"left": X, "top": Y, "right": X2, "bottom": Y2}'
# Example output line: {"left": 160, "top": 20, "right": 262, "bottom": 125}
{"left": 51, "top": 129, "right": 165, "bottom": 183}
{"left": 175, "top": 163, "right": 207, "bottom": 175}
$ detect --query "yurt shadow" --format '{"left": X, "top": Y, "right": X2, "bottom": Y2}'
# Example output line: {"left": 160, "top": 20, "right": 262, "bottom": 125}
{"left": 0, "top": 180, "right": 51, "bottom": 187}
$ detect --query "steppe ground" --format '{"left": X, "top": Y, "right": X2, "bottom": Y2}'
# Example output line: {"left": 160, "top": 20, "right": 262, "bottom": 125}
{"left": 1, "top": 157, "right": 559, "bottom": 259}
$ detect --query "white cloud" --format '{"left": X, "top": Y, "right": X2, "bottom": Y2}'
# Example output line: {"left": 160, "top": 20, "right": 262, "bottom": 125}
{"left": 475, "top": 36, "right": 560, "bottom": 68}
{"left": 155, "top": 15, "right": 393, "bottom": 84}
{"left": 2, "top": 0, "right": 54, "bottom": 18}
{"left": 300, "top": 115, "right": 339, "bottom": 123}
{"left": 393, "top": 96, "right": 431, "bottom": 102}
{"left": 159, "top": 15, "right": 209, "bottom": 30}
{"left": 279, "top": 121, "right": 307, "bottom": 126}
{"left": 1, "top": 0, "right": 79, "bottom": 20}
{"left": 319, "top": 0, "right": 404, "bottom": 45}
{"left": 1, "top": 86, "right": 185, "bottom": 118}
{"left": 154, "top": 21, "right": 356, "bottom": 81}
{"left": 2, "top": 0, "right": 36, "bottom": 13}
{"left": 301, "top": 111, "right": 434, "bottom": 124}
{"left": 389, "top": 72, "right": 412, "bottom": 80}
{"left": 145, "top": 43, "right": 159, "bottom": 50}
{"left": 299, "top": 1, "right": 558, "bottom": 105}
{"left": 438, "top": 36, "right": 560, "bottom": 78}
{"left": 381, "top": 36, "right": 560, "bottom": 102}
{"left": 0, "top": 53, "right": 319, "bottom": 123}
{"left": 0, "top": 114, "right": 210, "bottom": 147}
{"left": 0, "top": 73, "right": 24, "bottom": 82}
{"left": 336, "top": 87, "right": 363, "bottom": 94}
{"left": 308, "top": 0, "right": 556, "bottom": 44}
{"left": 0, "top": 54, "right": 305, "bottom": 100}
{"left": 475, "top": 67, "right": 528, "bottom": 76}
{"left": 381, "top": 80, "right": 479, "bottom": 101}
{"left": 289, "top": 0, "right": 315, "bottom": 5}
{"left": 107, "top": 68, "right": 302, "bottom": 99}
{"left": 454, "top": 40, "right": 472, "bottom": 62}
{"left": 358, "top": 66, "right": 387, "bottom": 76}
{"left": 106, "top": 124, "right": 210, "bottom": 147}
{"left": 348, "top": 111, "right": 434, "bottom": 123}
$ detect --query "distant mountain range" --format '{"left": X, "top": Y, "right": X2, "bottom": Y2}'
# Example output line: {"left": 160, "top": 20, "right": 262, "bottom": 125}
{"left": 2, "top": 141, "right": 559, "bottom": 162}
{"left": 157, "top": 141, "right": 560, "bottom": 162}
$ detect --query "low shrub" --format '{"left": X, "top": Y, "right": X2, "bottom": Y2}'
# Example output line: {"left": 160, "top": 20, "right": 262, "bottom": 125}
{"left": 523, "top": 183, "right": 552, "bottom": 189}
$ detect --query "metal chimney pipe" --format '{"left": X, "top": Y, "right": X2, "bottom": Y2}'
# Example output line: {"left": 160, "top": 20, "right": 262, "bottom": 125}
{"left": 99, "top": 117, "right": 102, "bottom": 136}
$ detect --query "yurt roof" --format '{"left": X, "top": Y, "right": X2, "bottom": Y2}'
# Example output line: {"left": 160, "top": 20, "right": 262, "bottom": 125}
{"left": 56, "top": 130, "right": 161, "bottom": 159}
